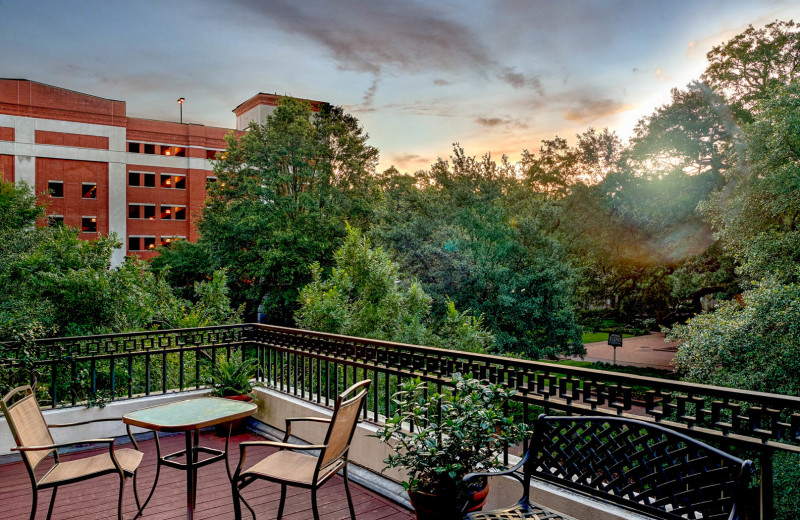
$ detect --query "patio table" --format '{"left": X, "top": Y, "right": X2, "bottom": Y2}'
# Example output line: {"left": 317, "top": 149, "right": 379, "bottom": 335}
{"left": 123, "top": 396, "right": 257, "bottom": 520}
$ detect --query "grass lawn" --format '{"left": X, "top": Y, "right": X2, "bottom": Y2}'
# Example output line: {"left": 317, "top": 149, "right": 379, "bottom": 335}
{"left": 581, "top": 331, "right": 636, "bottom": 343}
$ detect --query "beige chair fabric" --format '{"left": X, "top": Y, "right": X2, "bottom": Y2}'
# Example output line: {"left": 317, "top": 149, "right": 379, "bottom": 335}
{"left": 1, "top": 386, "right": 143, "bottom": 520}
{"left": 232, "top": 379, "right": 372, "bottom": 520}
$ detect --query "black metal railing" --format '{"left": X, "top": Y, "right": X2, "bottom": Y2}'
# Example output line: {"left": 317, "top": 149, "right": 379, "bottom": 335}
{"left": 2, "top": 323, "right": 799, "bottom": 518}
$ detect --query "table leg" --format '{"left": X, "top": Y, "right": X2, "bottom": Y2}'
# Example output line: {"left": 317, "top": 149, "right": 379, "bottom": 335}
{"left": 186, "top": 431, "right": 195, "bottom": 520}
{"left": 193, "top": 429, "right": 199, "bottom": 509}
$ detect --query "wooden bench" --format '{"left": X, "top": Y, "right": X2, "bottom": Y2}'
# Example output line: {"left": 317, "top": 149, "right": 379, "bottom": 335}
{"left": 463, "top": 415, "right": 752, "bottom": 520}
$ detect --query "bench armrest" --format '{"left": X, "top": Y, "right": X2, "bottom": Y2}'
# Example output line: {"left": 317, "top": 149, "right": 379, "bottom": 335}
{"left": 463, "top": 450, "right": 530, "bottom": 484}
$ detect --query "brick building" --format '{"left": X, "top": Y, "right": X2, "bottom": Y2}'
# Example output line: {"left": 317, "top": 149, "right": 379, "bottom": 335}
{"left": 0, "top": 79, "right": 324, "bottom": 265}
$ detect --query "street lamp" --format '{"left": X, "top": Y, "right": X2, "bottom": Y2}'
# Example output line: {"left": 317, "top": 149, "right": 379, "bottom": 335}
{"left": 177, "top": 97, "right": 185, "bottom": 123}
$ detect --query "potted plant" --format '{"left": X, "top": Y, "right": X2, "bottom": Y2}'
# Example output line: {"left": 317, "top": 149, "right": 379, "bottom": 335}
{"left": 197, "top": 354, "right": 265, "bottom": 434}
{"left": 375, "top": 373, "right": 528, "bottom": 520}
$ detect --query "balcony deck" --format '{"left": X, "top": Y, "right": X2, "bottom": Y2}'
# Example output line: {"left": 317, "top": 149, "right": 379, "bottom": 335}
{"left": 0, "top": 429, "right": 413, "bottom": 520}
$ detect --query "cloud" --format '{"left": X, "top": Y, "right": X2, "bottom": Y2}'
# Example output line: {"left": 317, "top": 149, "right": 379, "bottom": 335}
{"left": 433, "top": 78, "right": 451, "bottom": 86}
{"left": 654, "top": 67, "right": 671, "bottom": 81}
{"left": 564, "top": 99, "right": 635, "bottom": 124}
{"left": 498, "top": 68, "right": 544, "bottom": 94}
{"left": 235, "top": 0, "right": 543, "bottom": 92}
{"left": 475, "top": 116, "right": 529, "bottom": 129}
{"left": 392, "top": 152, "right": 431, "bottom": 170}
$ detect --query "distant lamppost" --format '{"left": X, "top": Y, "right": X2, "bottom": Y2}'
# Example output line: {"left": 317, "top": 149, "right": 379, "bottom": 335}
{"left": 177, "top": 97, "right": 185, "bottom": 123}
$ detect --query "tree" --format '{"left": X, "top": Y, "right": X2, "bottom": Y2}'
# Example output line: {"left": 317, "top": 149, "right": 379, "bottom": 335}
{"left": 199, "top": 98, "right": 380, "bottom": 322}
{"left": 702, "top": 20, "right": 800, "bottom": 121}
{"left": 0, "top": 179, "right": 240, "bottom": 341}
{"left": 296, "top": 226, "right": 493, "bottom": 353}
{"left": 700, "top": 82, "right": 800, "bottom": 284}
{"left": 375, "top": 148, "right": 583, "bottom": 359}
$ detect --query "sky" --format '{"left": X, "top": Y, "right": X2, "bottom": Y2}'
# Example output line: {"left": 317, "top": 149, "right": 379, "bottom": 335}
{"left": 2, "top": 0, "right": 799, "bottom": 172}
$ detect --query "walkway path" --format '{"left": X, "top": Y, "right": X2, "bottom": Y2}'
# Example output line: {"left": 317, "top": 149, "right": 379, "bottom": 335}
{"left": 570, "top": 332, "right": 679, "bottom": 371}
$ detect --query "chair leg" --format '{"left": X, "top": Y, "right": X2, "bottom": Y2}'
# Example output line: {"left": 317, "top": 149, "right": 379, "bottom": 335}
{"left": 30, "top": 488, "right": 38, "bottom": 520}
{"left": 311, "top": 487, "right": 320, "bottom": 520}
{"left": 45, "top": 486, "right": 58, "bottom": 520}
{"left": 277, "top": 484, "right": 287, "bottom": 519}
{"left": 343, "top": 464, "right": 356, "bottom": 520}
{"left": 118, "top": 476, "right": 126, "bottom": 520}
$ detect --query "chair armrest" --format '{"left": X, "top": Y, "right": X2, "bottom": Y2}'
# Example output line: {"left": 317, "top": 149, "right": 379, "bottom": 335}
{"left": 284, "top": 416, "right": 331, "bottom": 442}
{"left": 233, "top": 440, "right": 328, "bottom": 481}
{"left": 239, "top": 441, "right": 327, "bottom": 451}
{"left": 285, "top": 417, "right": 332, "bottom": 424}
{"left": 13, "top": 438, "right": 115, "bottom": 451}
{"left": 48, "top": 417, "right": 123, "bottom": 428}
{"left": 463, "top": 450, "right": 530, "bottom": 484}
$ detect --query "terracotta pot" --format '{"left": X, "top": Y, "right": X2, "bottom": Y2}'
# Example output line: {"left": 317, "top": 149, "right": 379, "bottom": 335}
{"left": 215, "top": 394, "right": 253, "bottom": 435}
{"left": 408, "top": 481, "right": 489, "bottom": 520}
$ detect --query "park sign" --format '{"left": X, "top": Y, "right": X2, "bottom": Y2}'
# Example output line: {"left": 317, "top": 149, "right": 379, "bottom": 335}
{"left": 608, "top": 332, "right": 623, "bottom": 347}
{"left": 608, "top": 332, "right": 623, "bottom": 365}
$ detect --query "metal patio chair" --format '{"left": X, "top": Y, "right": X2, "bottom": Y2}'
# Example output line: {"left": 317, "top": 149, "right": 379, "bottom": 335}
{"left": 1, "top": 385, "right": 144, "bottom": 520}
{"left": 232, "top": 379, "right": 372, "bottom": 520}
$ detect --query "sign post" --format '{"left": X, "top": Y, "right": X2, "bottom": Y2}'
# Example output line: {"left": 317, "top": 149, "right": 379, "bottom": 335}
{"left": 608, "top": 332, "right": 623, "bottom": 365}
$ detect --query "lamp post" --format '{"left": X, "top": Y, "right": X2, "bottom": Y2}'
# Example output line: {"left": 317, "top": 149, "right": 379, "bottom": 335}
{"left": 177, "top": 97, "right": 185, "bottom": 123}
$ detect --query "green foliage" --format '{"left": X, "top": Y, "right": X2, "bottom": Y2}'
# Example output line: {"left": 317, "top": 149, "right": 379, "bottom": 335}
{"left": 196, "top": 355, "right": 265, "bottom": 397}
{"left": 670, "top": 276, "right": 800, "bottom": 395}
{"left": 151, "top": 239, "right": 214, "bottom": 300}
{"left": 199, "top": 99, "right": 380, "bottom": 321}
{"left": 0, "top": 179, "right": 240, "bottom": 342}
{"left": 702, "top": 19, "right": 800, "bottom": 121}
{"left": 374, "top": 373, "right": 528, "bottom": 498}
{"left": 296, "top": 226, "right": 494, "bottom": 352}
{"left": 774, "top": 451, "right": 800, "bottom": 520}
{"left": 375, "top": 147, "right": 583, "bottom": 359}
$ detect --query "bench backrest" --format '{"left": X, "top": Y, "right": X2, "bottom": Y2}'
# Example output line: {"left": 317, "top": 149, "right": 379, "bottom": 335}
{"left": 528, "top": 416, "right": 752, "bottom": 520}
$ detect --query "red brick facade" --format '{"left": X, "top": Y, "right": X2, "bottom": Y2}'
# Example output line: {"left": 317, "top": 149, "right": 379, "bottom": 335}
{"left": 0, "top": 79, "right": 324, "bottom": 262}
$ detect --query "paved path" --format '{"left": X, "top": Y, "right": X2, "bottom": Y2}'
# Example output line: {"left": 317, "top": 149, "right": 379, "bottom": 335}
{"left": 570, "top": 332, "right": 679, "bottom": 371}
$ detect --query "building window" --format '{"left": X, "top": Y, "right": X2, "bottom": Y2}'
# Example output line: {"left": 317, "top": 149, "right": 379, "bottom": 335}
{"left": 128, "top": 204, "right": 156, "bottom": 219}
{"left": 160, "top": 235, "right": 185, "bottom": 247}
{"left": 161, "top": 174, "right": 186, "bottom": 189}
{"left": 161, "top": 146, "right": 186, "bottom": 157}
{"left": 129, "top": 236, "right": 156, "bottom": 251}
{"left": 129, "top": 172, "right": 156, "bottom": 187}
{"left": 81, "top": 216, "right": 97, "bottom": 233}
{"left": 143, "top": 143, "right": 156, "bottom": 155}
{"left": 48, "top": 180, "right": 64, "bottom": 198}
{"left": 160, "top": 205, "right": 186, "bottom": 220}
{"left": 206, "top": 176, "right": 217, "bottom": 184}
{"left": 48, "top": 215, "right": 64, "bottom": 226}
{"left": 206, "top": 150, "right": 220, "bottom": 160}
{"left": 128, "top": 142, "right": 141, "bottom": 153}
{"left": 82, "top": 183, "right": 97, "bottom": 199}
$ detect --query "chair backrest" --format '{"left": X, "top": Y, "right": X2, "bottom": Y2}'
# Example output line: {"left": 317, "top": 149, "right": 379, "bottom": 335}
{"left": 1, "top": 386, "right": 55, "bottom": 469}
{"left": 319, "top": 379, "right": 371, "bottom": 470}
{"left": 528, "top": 415, "right": 752, "bottom": 520}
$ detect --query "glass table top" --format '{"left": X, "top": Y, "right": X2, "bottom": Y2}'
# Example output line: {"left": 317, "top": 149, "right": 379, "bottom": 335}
{"left": 123, "top": 397, "right": 257, "bottom": 431}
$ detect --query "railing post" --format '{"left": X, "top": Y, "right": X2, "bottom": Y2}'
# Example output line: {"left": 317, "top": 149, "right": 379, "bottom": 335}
{"left": 759, "top": 449, "right": 774, "bottom": 520}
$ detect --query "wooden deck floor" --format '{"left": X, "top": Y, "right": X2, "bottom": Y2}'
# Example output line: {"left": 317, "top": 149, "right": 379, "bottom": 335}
{"left": 0, "top": 430, "right": 414, "bottom": 520}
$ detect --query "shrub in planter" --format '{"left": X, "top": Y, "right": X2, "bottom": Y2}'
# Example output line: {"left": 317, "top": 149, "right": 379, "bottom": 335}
{"left": 197, "top": 355, "right": 265, "bottom": 434}
{"left": 375, "top": 373, "right": 528, "bottom": 519}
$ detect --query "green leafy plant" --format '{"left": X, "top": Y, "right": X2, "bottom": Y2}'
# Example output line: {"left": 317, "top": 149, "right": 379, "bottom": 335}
{"left": 197, "top": 355, "right": 265, "bottom": 397}
{"left": 375, "top": 373, "right": 528, "bottom": 501}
